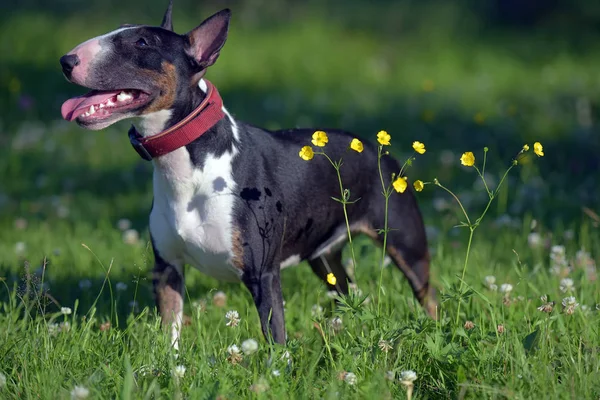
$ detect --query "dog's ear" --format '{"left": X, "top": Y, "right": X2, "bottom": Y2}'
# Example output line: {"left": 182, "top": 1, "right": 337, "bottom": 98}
{"left": 161, "top": 0, "right": 174, "bottom": 31}
{"left": 186, "top": 9, "right": 231, "bottom": 69}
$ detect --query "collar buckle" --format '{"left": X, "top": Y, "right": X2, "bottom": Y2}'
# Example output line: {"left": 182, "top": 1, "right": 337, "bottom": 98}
{"left": 128, "top": 126, "right": 153, "bottom": 161}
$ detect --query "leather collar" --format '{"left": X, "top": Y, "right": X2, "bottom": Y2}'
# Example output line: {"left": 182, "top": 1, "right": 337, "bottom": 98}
{"left": 128, "top": 79, "right": 225, "bottom": 161}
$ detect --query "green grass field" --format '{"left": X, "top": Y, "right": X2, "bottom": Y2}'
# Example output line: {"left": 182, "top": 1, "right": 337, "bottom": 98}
{"left": 1, "top": 1, "right": 599, "bottom": 398}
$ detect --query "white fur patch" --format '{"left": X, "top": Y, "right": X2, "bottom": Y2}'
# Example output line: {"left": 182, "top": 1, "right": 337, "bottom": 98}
{"left": 280, "top": 254, "right": 301, "bottom": 269}
{"left": 149, "top": 105, "right": 242, "bottom": 282}
{"left": 140, "top": 110, "right": 173, "bottom": 137}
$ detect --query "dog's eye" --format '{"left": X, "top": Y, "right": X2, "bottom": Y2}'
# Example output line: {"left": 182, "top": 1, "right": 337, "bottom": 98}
{"left": 135, "top": 38, "right": 148, "bottom": 47}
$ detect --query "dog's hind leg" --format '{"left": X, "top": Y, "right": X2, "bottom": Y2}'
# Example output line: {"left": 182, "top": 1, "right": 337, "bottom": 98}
{"left": 308, "top": 250, "right": 352, "bottom": 294}
{"left": 243, "top": 267, "right": 287, "bottom": 345}
{"left": 363, "top": 196, "right": 437, "bottom": 318}
{"left": 152, "top": 251, "right": 185, "bottom": 350}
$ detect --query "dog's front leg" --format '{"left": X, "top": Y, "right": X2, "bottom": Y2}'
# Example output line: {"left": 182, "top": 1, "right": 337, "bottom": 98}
{"left": 152, "top": 252, "right": 184, "bottom": 350}
{"left": 243, "top": 269, "right": 286, "bottom": 345}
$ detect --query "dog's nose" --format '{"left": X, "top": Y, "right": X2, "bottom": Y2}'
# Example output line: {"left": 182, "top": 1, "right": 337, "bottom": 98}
{"left": 60, "top": 54, "right": 80, "bottom": 78}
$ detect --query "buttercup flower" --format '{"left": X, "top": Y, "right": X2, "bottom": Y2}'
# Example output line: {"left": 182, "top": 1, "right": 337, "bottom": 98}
{"left": 522, "top": 144, "right": 530, "bottom": 151}
{"left": 311, "top": 131, "right": 329, "bottom": 147}
{"left": 350, "top": 138, "right": 363, "bottom": 153}
{"left": 534, "top": 142, "right": 544, "bottom": 157}
{"left": 460, "top": 152, "right": 475, "bottom": 167}
{"left": 393, "top": 177, "right": 408, "bottom": 193}
{"left": 299, "top": 146, "right": 314, "bottom": 161}
{"left": 413, "top": 180, "right": 424, "bottom": 192}
{"left": 377, "top": 130, "right": 391, "bottom": 146}
{"left": 326, "top": 273, "right": 337, "bottom": 285}
{"left": 412, "top": 141, "right": 426, "bottom": 154}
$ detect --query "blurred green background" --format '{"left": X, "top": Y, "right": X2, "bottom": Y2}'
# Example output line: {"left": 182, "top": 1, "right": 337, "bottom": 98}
{"left": 0, "top": 0, "right": 599, "bottom": 288}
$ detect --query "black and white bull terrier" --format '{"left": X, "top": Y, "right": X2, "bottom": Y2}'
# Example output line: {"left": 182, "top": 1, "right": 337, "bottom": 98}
{"left": 59, "top": 1, "right": 436, "bottom": 348}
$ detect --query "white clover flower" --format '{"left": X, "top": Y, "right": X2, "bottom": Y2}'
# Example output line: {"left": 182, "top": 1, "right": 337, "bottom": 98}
{"left": 311, "top": 304, "right": 324, "bottom": 318}
{"left": 70, "top": 385, "right": 90, "bottom": 399}
{"left": 559, "top": 278, "right": 574, "bottom": 293}
{"left": 115, "top": 282, "right": 128, "bottom": 291}
{"left": 400, "top": 370, "right": 417, "bottom": 385}
{"left": 551, "top": 245, "right": 566, "bottom": 256}
{"left": 344, "top": 372, "right": 357, "bottom": 386}
{"left": 484, "top": 275, "right": 496, "bottom": 288}
{"left": 122, "top": 229, "right": 139, "bottom": 245}
{"left": 241, "top": 338, "right": 259, "bottom": 355}
{"left": 562, "top": 296, "right": 579, "bottom": 315}
{"left": 212, "top": 291, "right": 227, "bottom": 307}
{"left": 0, "top": 372, "right": 6, "bottom": 388}
{"left": 378, "top": 339, "right": 392, "bottom": 353}
{"left": 527, "top": 232, "right": 542, "bottom": 248}
{"left": 61, "top": 307, "right": 72, "bottom": 315}
{"left": 329, "top": 316, "right": 343, "bottom": 333}
{"left": 562, "top": 296, "right": 578, "bottom": 307}
{"left": 117, "top": 218, "right": 132, "bottom": 231}
{"left": 225, "top": 310, "right": 240, "bottom": 327}
{"left": 489, "top": 284, "right": 498, "bottom": 291}
{"left": 78, "top": 279, "right": 92, "bottom": 290}
{"left": 326, "top": 290, "right": 338, "bottom": 299}
{"left": 15, "top": 242, "right": 26, "bottom": 255}
{"left": 272, "top": 369, "right": 281, "bottom": 377}
{"left": 48, "top": 323, "right": 59, "bottom": 336}
{"left": 173, "top": 365, "right": 186, "bottom": 379}
{"left": 227, "top": 344, "right": 241, "bottom": 355}
{"left": 499, "top": 283, "right": 513, "bottom": 294}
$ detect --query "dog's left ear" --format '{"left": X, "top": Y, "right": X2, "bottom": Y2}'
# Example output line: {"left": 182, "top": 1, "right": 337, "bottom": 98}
{"left": 186, "top": 9, "right": 231, "bottom": 69}
{"left": 161, "top": 0, "right": 174, "bottom": 31}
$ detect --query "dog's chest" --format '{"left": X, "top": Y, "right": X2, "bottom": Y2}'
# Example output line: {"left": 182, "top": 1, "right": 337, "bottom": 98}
{"left": 149, "top": 148, "right": 241, "bottom": 281}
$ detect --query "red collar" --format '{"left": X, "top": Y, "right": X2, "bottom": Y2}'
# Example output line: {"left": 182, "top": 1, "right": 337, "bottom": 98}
{"left": 128, "top": 79, "right": 225, "bottom": 161}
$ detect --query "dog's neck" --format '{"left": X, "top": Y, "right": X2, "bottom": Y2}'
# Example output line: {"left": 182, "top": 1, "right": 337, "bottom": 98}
{"left": 138, "top": 79, "right": 212, "bottom": 137}
{"left": 137, "top": 79, "right": 238, "bottom": 191}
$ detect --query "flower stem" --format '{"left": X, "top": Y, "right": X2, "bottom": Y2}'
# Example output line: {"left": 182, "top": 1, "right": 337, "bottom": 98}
{"left": 376, "top": 146, "right": 390, "bottom": 316}
{"left": 455, "top": 226, "right": 475, "bottom": 327}
{"left": 322, "top": 152, "right": 358, "bottom": 276}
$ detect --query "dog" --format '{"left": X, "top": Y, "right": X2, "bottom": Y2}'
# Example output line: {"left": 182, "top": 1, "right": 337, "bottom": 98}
{"left": 59, "top": 1, "right": 436, "bottom": 348}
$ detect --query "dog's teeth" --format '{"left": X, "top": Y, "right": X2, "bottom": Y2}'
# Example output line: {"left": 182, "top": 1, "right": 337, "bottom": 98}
{"left": 89, "top": 105, "right": 96, "bottom": 114}
{"left": 117, "top": 91, "right": 133, "bottom": 102}
{"left": 106, "top": 99, "right": 115, "bottom": 107}
{"left": 99, "top": 103, "right": 105, "bottom": 108}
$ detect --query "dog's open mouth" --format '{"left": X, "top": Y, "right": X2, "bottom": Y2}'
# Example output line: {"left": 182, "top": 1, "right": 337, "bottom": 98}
{"left": 61, "top": 89, "right": 151, "bottom": 123}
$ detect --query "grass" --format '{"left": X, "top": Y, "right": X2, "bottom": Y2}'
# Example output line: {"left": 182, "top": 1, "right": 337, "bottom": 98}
{"left": 1, "top": 0, "right": 600, "bottom": 398}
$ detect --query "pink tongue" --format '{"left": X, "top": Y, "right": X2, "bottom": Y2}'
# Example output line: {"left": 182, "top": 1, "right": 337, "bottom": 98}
{"left": 61, "top": 90, "right": 122, "bottom": 121}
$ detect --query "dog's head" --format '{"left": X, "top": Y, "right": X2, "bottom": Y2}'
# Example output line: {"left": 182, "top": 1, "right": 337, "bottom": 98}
{"left": 60, "top": 1, "right": 230, "bottom": 130}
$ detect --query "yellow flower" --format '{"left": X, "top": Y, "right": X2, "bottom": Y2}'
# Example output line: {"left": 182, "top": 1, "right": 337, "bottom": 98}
{"left": 522, "top": 144, "right": 530, "bottom": 152}
{"left": 413, "top": 180, "right": 424, "bottom": 192}
{"left": 393, "top": 177, "right": 408, "bottom": 193}
{"left": 326, "top": 273, "right": 337, "bottom": 285}
{"left": 460, "top": 152, "right": 475, "bottom": 167}
{"left": 350, "top": 138, "right": 363, "bottom": 153}
{"left": 299, "top": 146, "right": 314, "bottom": 161}
{"left": 412, "top": 141, "right": 426, "bottom": 154}
{"left": 534, "top": 142, "right": 544, "bottom": 157}
{"left": 311, "top": 130, "right": 329, "bottom": 147}
{"left": 377, "top": 130, "right": 391, "bottom": 146}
